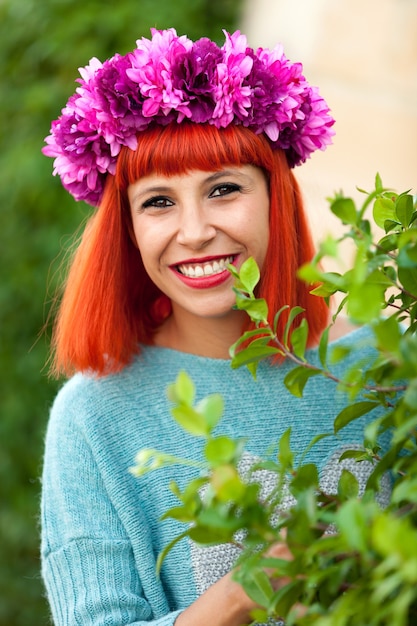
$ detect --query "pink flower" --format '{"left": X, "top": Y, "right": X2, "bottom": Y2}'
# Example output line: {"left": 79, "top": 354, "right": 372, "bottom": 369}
{"left": 127, "top": 28, "right": 193, "bottom": 120}
{"left": 212, "top": 31, "right": 253, "bottom": 126}
{"left": 43, "top": 28, "right": 335, "bottom": 206}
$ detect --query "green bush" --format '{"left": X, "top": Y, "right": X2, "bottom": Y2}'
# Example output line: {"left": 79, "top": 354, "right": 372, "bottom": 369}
{"left": 133, "top": 177, "right": 417, "bottom": 625}
{"left": 0, "top": 1, "right": 242, "bottom": 623}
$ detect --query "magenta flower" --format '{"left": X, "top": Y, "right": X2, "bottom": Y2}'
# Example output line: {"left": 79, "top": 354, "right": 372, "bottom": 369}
{"left": 127, "top": 28, "right": 193, "bottom": 120}
{"left": 43, "top": 28, "right": 335, "bottom": 206}
{"left": 212, "top": 30, "right": 253, "bottom": 127}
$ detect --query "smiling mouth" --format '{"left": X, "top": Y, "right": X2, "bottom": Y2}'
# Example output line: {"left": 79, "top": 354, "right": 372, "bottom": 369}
{"left": 176, "top": 255, "right": 235, "bottom": 278}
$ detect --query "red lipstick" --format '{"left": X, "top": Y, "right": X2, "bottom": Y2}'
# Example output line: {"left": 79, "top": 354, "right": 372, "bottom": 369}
{"left": 170, "top": 254, "right": 238, "bottom": 290}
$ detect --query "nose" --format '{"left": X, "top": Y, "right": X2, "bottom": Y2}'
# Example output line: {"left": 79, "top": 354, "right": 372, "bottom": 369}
{"left": 176, "top": 205, "right": 217, "bottom": 249}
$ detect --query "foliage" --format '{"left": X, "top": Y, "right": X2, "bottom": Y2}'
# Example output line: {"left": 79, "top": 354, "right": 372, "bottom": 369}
{"left": 0, "top": 1, "right": 242, "bottom": 623}
{"left": 132, "top": 176, "right": 417, "bottom": 625}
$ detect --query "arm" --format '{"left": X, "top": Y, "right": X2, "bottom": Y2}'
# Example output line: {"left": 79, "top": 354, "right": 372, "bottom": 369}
{"left": 41, "top": 378, "right": 182, "bottom": 626}
{"left": 175, "top": 542, "right": 293, "bottom": 626}
{"left": 175, "top": 571, "right": 254, "bottom": 626}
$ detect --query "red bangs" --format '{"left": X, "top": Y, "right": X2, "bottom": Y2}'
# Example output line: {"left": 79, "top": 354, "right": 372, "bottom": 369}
{"left": 115, "top": 123, "right": 275, "bottom": 189}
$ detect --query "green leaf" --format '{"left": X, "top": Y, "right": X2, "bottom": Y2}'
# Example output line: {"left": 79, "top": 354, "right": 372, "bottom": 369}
{"left": 329, "top": 344, "right": 352, "bottom": 364}
{"left": 398, "top": 267, "right": 417, "bottom": 296}
{"left": 210, "top": 465, "right": 245, "bottom": 501}
{"left": 167, "top": 370, "right": 195, "bottom": 405}
{"left": 347, "top": 283, "right": 384, "bottom": 323}
{"left": 392, "top": 476, "right": 417, "bottom": 504}
{"left": 290, "top": 318, "right": 308, "bottom": 360}
{"left": 318, "top": 326, "right": 330, "bottom": 368}
{"left": 334, "top": 401, "right": 380, "bottom": 434}
{"left": 338, "top": 469, "right": 359, "bottom": 500}
{"left": 271, "top": 580, "right": 305, "bottom": 618}
{"left": 239, "top": 257, "right": 260, "bottom": 294}
{"left": 338, "top": 448, "right": 369, "bottom": 462}
{"left": 273, "top": 305, "right": 290, "bottom": 333}
{"left": 378, "top": 232, "right": 400, "bottom": 252}
{"left": 309, "top": 282, "right": 339, "bottom": 297}
{"left": 277, "top": 427, "right": 294, "bottom": 470}
{"left": 229, "top": 327, "right": 274, "bottom": 357}
{"left": 171, "top": 405, "right": 209, "bottom": 436}
{"left": 230, "top": 344, "right": 281, "bottom": 369}
{"left": 283, "top": 306, "right": 305, "bottom": 347}
{"left": 197, "top": 507, "right": 243, "bottom": 532}
{"left": 373, "top": 197, "right": 398, "bottom": 229}
{"left": 373, "top": 316, "right": 402, "bottom": 353}
{"left": 375, "top": 172, "right": 384, "bottom": 191}
{"left": 331, "top": 197, "right": 357, "bottom": 225}
{"left": 395, "top": 193, "right": 414, "bottom": 227}
{"left": 188, "top": 525, "right": 233, "bottom": 545}
{"left": 290, "top": 463, "right": 319, "bottom": 495}
{"left": 284, "top": 366, "right": 321, "bottom": 398}
{"left": 236, "top": 567, "right": 273, "bottom": 608}
{"left": 195, "top": 394, "right": 224, "bottom": 432}
{"left": 318, "top": 234, "right": 340, "bottom": 258}
{"left": 403, "top": 380, "right": 417, "bottom": 410}
{"left": 297, "top": 262, "right": 326, "bottom": 284}
{"left": 160, "top": 504, "right": 198, "bottom": 523}
{"left": 235, "top": 293, "right": 269, "bottom": 321}
{"left": 204, "top": 436, "right": 240, "bottom": 465}
{"left": 397, "top": 244, "right": 417, "bottom": 269}
{"left": 337, "top": 499, "right": 369, "bottom": 552}
{"left": 366, "top": 268, "right": 396, "bottom": 288}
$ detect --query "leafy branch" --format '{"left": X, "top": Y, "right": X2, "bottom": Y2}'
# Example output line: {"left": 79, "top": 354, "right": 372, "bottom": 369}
{"left": 131, "top": 176, "right": 417, "bottom": 625}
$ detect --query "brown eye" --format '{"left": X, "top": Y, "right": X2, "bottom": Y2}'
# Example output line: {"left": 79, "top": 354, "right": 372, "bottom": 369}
{"left": 142, "top": 196, "right": 174, "bottom": 209}
{"left": 210, "top": 184, "right": 240, "bottom": 198}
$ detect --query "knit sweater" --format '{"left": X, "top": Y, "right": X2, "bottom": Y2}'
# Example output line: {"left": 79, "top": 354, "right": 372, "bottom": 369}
{"left": 41, "top": 326, "right": 390, "bottom": 626}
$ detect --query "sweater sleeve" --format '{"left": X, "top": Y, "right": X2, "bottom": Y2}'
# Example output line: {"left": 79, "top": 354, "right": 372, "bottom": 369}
{"left": 41, "top": 378, "right": 184, "bottom": 626}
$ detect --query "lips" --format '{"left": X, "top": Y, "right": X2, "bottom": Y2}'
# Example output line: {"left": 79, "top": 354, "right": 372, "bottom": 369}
{"left": 171, "top": 254, "right": 237, "bottom": 289}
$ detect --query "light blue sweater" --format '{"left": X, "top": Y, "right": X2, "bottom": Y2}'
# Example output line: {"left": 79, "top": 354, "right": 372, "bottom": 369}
{"left": 41, "top": 327, "right": 389, "bottom": 625}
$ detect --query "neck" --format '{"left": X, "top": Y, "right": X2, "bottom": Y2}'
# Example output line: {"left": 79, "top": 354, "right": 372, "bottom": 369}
{"left": 153, "top": 308, "right": 247, "bottom": 359}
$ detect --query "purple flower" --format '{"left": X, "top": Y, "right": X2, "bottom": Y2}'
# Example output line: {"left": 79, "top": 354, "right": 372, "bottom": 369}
{"left": 212, "top": 30, "right": 253, "bottom": 127}
{"left": 42, "top": 28, "right": 335, "bottom": 206}
{"left": 172, "top": 37, "right": 222, "bottom": 122}
{"left": 127, "top": 28, "right": 193, "bottom": 121}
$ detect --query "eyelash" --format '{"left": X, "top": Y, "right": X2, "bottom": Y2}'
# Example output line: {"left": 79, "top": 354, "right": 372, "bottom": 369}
{"left": 141, "top": 183, "right": 241, "bottom": 210}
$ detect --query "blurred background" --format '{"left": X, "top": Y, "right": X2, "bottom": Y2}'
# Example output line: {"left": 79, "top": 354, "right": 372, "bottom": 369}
{"left": 0, "top": 0, "right": 415, "bottom": 623}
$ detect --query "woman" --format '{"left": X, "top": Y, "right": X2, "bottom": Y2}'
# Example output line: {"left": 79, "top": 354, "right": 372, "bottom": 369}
{"left": 41, "top": 28, "right": 378, "bottom": 626}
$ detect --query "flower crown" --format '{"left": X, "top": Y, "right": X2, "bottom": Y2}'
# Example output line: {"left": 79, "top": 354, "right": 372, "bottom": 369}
{"left": 43, "top": 28, "right": 335, "bottom": 207}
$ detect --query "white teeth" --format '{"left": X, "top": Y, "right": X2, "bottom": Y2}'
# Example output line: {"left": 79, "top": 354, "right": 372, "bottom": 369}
{"left": 178, "top": 256, "right": 234, "bottom": 278}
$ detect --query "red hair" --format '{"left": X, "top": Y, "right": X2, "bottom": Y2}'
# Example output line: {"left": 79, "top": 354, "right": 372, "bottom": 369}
{"left": 51, "top": 123, "right": 328, "bottom": 376}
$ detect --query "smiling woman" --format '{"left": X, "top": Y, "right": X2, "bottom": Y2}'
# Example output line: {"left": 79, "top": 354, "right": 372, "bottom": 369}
{"left": 37, "top": 27, "right": 378, "bottom": 626}
{"left": 51, "top": 123, "right": 329, "bottom": 374}
{"left": 126, "top": 163, "right": 270, "bottom": 353}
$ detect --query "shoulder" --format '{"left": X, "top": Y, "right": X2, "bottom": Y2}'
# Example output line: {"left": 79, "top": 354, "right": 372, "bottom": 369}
{"left": 47, "top": 345, "right": 190, "bottom": 435}
{"left": 48, "top": 353, "right": 149, "bottom": 432}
